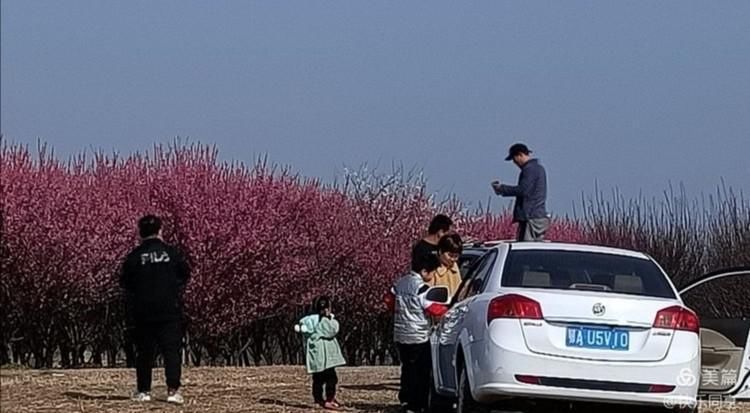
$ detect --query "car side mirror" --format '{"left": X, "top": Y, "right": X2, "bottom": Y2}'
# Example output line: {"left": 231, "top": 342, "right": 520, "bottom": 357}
{"left": 425, "top": 286, "right": 450, "bottom": 304}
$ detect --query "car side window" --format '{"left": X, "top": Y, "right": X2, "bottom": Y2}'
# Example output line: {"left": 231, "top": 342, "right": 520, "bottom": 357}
{"left": 452, "top": 253, "right": 487, "bottom": 305}
{"left": 458, "top": 254, "right": 479, "bottom": 280}
{"left": 467, "top": 250, "right": 497, "bottom": 297}
{"left": 452, "top": 250, "right": 498, "bottom": 304}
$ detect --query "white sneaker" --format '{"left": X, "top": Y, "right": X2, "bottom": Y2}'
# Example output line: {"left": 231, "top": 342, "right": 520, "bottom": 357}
{"left": 167, "top": 391, "right": 184, "bottom": 405}
{"left": 131, "top": 392, "right": 151, "bottom": 402}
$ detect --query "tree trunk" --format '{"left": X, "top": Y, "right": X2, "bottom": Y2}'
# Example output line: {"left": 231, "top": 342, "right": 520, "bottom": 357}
{"left": 0, "top": 343, "right": 10, "bottom": 365}
{"left": 124, "top": 341, "right": 136, "bottom": 368}
{"left": 251, "top": 346, "right": 262, "bottom": 367}
{"left": 60, "top": 343, "right": 72, "bottom": 368}
{"left": 33, "top": 349, "right": 44, "bottom": 369}
{"left": 92, "top": 350, "right": 103, "bottom": 367}
{"left": 44, "top": 347, "right": 54, "bottom": 368}
{"left": 107, "top": 349, "right": 117, "bottom": 367}
{"left": 191, "top": 344, "right": 202, "bottom": 367}
{"left": 77, "top": 346, "right": 86, "bottom": 367}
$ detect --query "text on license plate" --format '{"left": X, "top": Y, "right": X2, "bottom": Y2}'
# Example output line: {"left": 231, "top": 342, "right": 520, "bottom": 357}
{"left": 566, "top": 326, "right": 629, "bottom": 350}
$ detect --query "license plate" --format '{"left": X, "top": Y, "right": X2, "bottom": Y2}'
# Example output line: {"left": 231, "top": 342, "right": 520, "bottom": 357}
{"left": 566, "top": 326, "right": 629, "bottom": 350}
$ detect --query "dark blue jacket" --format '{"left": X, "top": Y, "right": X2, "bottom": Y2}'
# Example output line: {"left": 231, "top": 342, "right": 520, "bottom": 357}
{"left": 498, "top": 159, "right": 548, "bottom": 222}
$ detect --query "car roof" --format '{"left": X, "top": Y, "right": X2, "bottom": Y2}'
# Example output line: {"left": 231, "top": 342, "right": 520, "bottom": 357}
{"left": 463, "top": 239, "right": 515, "bottom": 249}
{"left": 466, "top": 240, "right": 651, "bottom": 260}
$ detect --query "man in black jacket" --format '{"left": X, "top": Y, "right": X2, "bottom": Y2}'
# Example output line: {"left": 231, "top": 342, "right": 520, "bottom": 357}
{"left": 492, "top": 143, "right": 550, "bottom": 241}
{"left": 410, "top": 214, "right": 452, "bottom": 272}
{"left": 120, "top": 215, "right": 190, "bottom": 404}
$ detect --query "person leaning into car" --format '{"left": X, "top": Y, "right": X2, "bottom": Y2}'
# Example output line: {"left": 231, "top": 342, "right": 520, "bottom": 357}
{"left": 392, "top": 254, "right": 449, "bottom": 413}
{"left": 427, "top": 233, "right": 463, "bottom": 300}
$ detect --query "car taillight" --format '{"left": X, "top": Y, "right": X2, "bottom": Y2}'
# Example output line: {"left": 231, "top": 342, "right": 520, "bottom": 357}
{"left": 653, "top": 306, "right": 700, "bottom": 334}
{"left": 487, "top": 294, "right": 543, "bottom": 323}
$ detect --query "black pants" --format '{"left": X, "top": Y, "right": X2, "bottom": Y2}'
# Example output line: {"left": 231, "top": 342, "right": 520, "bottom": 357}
{"left": 397, "top": 341, "right": 431, "bottom": 410}
{"left": 312, "top": 368, "right": 338, "bottom": 404}
{"left": 134, "top": 321, "right": 183, "bottom": 392}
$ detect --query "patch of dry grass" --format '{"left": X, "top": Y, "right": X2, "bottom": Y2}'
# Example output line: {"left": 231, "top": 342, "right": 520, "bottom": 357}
{"left": 0, "top": 367, "right": 747, "bottom": 412}
{"left": 0, "top": 366, "right": 399, "bottom": 413}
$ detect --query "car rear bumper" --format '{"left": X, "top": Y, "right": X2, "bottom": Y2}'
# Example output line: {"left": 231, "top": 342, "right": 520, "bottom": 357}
{"left": 474, "top": 381, "right": 697, "bottom": 407}
{"left": 468, "top": 321, "right": 700, "bottom": 406}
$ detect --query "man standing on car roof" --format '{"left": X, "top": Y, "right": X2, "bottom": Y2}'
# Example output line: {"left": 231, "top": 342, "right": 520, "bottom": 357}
{"left": 120, "top": 215, "right": 191, "bottom": 405}
{"left": 492, "top": 143, "right": 550, "bottom": 242}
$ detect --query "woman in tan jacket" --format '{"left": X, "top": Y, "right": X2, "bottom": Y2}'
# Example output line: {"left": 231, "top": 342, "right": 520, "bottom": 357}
{"left": 428, "top": 233, "right": 463, "bottom": 299}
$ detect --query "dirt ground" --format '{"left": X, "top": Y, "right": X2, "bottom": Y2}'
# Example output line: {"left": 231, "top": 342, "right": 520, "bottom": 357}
{"left": 0, "top": 366, "right": 747, "bottom": 413}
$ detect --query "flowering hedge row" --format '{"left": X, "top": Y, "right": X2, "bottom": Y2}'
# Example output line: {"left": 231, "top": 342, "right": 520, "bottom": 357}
{"left": 0, "top": 141, "right": 583, "bottom": 368}
{"left": 2, "top": 141, "right": 746, "bottom": 368}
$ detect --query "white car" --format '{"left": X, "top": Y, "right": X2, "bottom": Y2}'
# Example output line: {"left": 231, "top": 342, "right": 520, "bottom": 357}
{"left": 428, "top": 241, "right": 750, "bottom": 413}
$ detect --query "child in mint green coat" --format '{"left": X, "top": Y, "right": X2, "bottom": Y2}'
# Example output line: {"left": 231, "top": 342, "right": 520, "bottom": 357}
{"left": 295, "top": 296, "right": 346, "bottom": 410}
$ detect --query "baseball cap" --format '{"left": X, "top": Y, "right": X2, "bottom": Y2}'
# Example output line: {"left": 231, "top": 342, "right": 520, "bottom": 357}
{"left": 505, "top": 143, "right": 532, "bottom": 161}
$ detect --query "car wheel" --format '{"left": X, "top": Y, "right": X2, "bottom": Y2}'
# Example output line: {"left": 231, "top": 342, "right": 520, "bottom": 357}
{"left": 456, "top": 367, "right": 490, "bottom": 413}
{"left": 428, "top": 370, "right": 455, "bottom": 413}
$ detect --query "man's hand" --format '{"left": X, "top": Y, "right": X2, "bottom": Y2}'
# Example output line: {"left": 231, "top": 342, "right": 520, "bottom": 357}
{"left": 294, "top": 324, "right": 301, "bottom": 333}
{"left": 491, "top": 180, "right": 502, "bottom": 195}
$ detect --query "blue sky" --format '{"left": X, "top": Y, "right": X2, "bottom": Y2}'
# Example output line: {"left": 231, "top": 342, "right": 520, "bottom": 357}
{"left": 2, "top": 1, "right": 749, "bottom": 214}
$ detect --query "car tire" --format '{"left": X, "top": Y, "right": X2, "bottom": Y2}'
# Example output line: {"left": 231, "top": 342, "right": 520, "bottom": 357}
{"left": 428, "top": 370, "right": 455, "bottom": 413}
{"left": 456, "top": 367, "right": 490, "bottom": 413}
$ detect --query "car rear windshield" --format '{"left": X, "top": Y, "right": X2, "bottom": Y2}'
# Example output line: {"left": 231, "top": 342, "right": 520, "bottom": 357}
{"left": 501, "top": 249, "right": 676, "bottom": 299}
